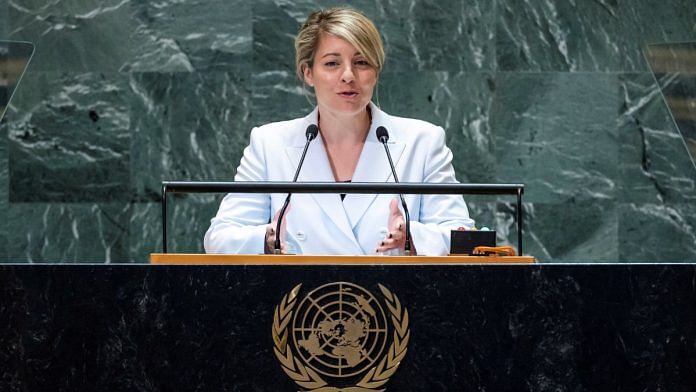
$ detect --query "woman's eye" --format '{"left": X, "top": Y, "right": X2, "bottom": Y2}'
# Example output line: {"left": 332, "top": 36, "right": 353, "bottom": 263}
{"left": 324, "top": 61, "right": 338, "bottom": 67}
{"left": 355, "top": 60, "right": 369, "bottom": 66}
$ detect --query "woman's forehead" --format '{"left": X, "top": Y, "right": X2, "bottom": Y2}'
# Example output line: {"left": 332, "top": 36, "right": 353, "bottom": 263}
{"left": 315, "top": 33, "right": 361, "bottom": 56}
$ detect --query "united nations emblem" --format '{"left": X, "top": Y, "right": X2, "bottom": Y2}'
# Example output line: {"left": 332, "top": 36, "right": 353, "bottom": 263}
{"left": 272, "top": 282, "right": 410, "bottom": 392}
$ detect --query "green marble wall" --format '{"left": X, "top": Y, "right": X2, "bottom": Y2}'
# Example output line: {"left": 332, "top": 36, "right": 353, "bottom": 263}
{"left": 1, "top": 0, "right": 695, "bottom": 262}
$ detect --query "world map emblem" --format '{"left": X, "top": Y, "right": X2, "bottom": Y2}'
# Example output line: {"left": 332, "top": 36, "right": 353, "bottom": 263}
{"left": 272, "top": 282, "right": 410, "bottom": 392}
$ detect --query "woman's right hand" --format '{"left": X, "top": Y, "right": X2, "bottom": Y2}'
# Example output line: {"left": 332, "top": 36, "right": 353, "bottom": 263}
{"left": 264, "top": 205, "right": 290, "bottom": 254}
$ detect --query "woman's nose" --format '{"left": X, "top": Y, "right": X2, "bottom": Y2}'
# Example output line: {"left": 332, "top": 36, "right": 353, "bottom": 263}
{"left": 341, "top": 65, "right": 355, "bottom": 83}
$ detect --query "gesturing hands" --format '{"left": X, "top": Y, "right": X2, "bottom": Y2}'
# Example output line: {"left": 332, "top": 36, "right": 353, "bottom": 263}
{"left": 375, "top": 198, "right": 413, "bottom": 254}
{"left": 265, "top": 199, "right": 413, "bottom": 255}
{"left": 264, "top": 205, "right": 290, "bottom": 254}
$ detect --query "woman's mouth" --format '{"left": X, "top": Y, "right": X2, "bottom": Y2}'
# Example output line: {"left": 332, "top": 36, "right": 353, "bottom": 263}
{"left": 338, "top": 91, "right": 359, "bottom": 98}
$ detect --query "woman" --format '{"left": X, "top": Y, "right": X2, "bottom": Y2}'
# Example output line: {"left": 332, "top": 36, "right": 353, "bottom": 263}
{"left": 204, "top": 7, "right": 474, "bottom": 256}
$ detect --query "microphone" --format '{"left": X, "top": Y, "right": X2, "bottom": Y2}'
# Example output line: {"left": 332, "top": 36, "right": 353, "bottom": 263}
{"left": 376, "top": 126, "right": 413, "bottom": 255}
{"left": 274, "top": 124, "right": 319, "bottom": 254}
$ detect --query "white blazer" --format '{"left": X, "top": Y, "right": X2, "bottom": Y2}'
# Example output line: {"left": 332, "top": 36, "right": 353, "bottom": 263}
{"left": 204, "top": 103, "right": 474, "bottom": 256}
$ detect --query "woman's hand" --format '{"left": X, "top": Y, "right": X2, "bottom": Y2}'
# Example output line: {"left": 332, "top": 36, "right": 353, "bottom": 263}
{"left": 264, "top": 205, "right": 290, "bottom": 254}
{"left": 375, "top": 198, "right": 414, "bottom": 254}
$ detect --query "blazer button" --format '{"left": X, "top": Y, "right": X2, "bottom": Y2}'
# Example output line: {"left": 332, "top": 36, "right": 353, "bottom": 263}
{"left": 296, "top": 230, "right": 307, "bottom": 241}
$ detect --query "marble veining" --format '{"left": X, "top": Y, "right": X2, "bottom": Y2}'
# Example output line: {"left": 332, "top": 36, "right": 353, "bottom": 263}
{"left": 619, "top": 73, "right": 696, "bottom": 204}
{"left": 1, "top": 114, "right": 6, "bottom": 261}
{"left": 497, "top": 0, "right": 696, "bottom": 71}
{"left": 619, "top": 203, "right": 696, "bottom": 262}
{"left": 492, "top": 73, "right": 619, "bottom": 204}
{"left": 129, "top": 72, "right": 252, "bottom": 201}
{"left": 125, "top": 0, "right": 252, "bottom": 72}
{"left": 8, "top": 0, "right": 135, "bottom": 72}
{"left": 7, "top": 203, "right": 129, "bottom": 263}
{"left": 644, "top": 42, "right": 696, "bottom": 172}
{"left": 8, "top": 72, "right": 130, "bottom": 202}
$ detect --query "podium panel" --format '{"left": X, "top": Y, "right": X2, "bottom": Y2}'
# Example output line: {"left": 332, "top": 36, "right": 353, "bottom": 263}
{"left": 1, "top": 263, "right": 694, "bottom": 391}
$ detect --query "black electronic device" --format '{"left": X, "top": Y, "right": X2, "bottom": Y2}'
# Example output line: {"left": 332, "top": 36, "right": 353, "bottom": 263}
{"left": 450, "top": 230, "right": 496, "bottom": 255}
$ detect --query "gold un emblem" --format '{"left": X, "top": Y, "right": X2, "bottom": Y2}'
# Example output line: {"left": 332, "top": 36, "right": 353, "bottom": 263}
{"left": 272, "top": 282, "right": 410, "bottom": 391}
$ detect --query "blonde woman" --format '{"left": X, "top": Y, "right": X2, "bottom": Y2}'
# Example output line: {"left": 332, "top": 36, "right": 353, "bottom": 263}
{"left": 205, "top": 7, "right": 474, "bottom": 255}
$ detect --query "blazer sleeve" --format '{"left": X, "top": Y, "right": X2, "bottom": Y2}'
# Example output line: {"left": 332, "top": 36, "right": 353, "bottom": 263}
{"left": 408, "top": 126, "right": 475, "bottom": 255}
{"left": 204, "top": 127, "right": 270, "bottom": 254}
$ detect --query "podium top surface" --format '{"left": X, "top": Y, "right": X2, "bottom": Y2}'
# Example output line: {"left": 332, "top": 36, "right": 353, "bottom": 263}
{"left": 150, "top": 253, "right": 535, "bottom": 265}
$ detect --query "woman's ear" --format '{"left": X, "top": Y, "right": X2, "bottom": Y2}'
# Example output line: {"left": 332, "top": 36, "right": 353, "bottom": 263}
{"left": 303, "top": 64, "right": 314, "bottom": 87}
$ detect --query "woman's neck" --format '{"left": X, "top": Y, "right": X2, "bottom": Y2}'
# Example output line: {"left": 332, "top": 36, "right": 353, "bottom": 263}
{"left": 318, "top": 107, "right": 371, "bottom": 145}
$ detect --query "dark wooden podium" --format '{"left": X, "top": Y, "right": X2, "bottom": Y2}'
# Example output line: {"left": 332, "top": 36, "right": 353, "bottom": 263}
{"left": 148, "top": 252, "right": 535, "bottom": 391}
{"left": 3, "top": 258, "right": 694, "bottom": 391}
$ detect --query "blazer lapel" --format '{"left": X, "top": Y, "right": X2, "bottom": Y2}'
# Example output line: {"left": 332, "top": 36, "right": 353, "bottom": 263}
{"left": 343, "top": 104, "right": 405, "bottom": 229}
{"left": 284, "top": 134, "right": 361, "bottom": 250}
{"left": 343, "top": 140, "right": 405, "bottom": 229}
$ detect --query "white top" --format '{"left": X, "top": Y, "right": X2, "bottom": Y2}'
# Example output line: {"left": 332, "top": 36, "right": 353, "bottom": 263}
{"left": 204, "top": 103, "right": 475, "bottom": 255}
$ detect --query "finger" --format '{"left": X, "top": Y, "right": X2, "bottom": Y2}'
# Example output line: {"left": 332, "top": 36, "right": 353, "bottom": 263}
{"left": 387, "top": 231, "right": 403, "bottom": 242}
{"left": 376, "top": 238, "right": 402, "bottom": 252}
{"left": 383, "top": 238, "right": 401, "bottom": 248}
{"left": 390, "top": 198, "right": 400, "bottom": 214}
{"left": 273, "top": 203, "right": 292, "bottom": 220}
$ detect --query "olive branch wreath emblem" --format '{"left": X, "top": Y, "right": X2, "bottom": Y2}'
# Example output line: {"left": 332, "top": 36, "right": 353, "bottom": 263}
{"left": 272, "top": 283, "right": 410, "bottom": 392}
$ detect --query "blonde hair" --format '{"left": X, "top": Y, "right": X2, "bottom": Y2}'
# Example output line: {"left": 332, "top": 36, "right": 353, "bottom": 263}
{"left": 294, "top": 7, "right": 385, "bottom": 83}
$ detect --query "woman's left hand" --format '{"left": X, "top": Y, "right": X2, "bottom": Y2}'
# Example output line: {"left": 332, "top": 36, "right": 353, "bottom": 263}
{"left": 376, "top": 198, "right": 411, "bottom": 253}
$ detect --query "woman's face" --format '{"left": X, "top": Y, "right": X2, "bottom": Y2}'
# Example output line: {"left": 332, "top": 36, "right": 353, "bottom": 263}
{"left": 303, "top": 33, "right": 378, "bottom": 118}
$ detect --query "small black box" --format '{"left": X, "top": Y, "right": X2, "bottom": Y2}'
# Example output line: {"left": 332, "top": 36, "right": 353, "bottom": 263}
{"left": 450, "top": 230, "right": 496, "bottom": 255}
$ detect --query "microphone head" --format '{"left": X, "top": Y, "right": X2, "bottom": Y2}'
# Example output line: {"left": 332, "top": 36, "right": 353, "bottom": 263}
{"left": 305, "top": 124, "right": 319, "bottom": 141}
{"left": 376, "top": 126, "right": 389, "bottom": 143}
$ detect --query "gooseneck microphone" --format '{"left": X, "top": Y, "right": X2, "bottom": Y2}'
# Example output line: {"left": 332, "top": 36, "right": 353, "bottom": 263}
{"left": 376, "top": 126, "right": 413, "bottom": 255}
{"left": 274, "top": 124, "right": 319, "bottom": 254}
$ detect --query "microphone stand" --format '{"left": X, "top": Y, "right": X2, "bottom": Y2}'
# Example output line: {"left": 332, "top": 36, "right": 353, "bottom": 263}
{"left": 274, "top": 125, "right": 317, "bottom": 254}
{"left": 378, "top": 136, "right": 413, "bottom": 256}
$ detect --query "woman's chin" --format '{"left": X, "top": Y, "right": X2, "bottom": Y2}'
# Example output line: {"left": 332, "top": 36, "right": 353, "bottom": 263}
{"left": 322, "top": 101, "right": 370, "bottom": 116}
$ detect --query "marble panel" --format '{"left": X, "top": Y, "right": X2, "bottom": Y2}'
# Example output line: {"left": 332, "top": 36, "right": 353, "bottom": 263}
{"left": 8, "top": 0, "right": 135, "bottom": 72}
{"left": 125, "top": 0, "right": 251, "bottom": 72}
{"left": 375, "top": 0, "right": 495, "bottom": 72}
{"left": 379, "top": 71, "right": 497, "bottom": 183}
{"left": 618, "top": 73, "right": 696, "bottom": 204}
{"left": 497, "top": 0, "right": 696, "bottom": 72}
{"left": 462, "top": 198, "right": 497, "bottom": 231}
{"left": 0, "top": 41, "right": 6, "bottom": 114}
{"left": 0, "top": 2, "right": 7, "bottom": 39}
{"left": 492, "top": 73, "right": 619, "bottom": 203}
{"left": 498, "top": 201, "right": 618, "bottom": 262}
{"left": 130, "top": 71, "right": 251, "bottom": 201}
{"left": 250, "top": 70, "right": 314, "bottom": 127}
{"left": 497, "top": 0, "right": 623, "bottom": 71}
{"left": 620, "top": 0, "right": 696, "bottom": 71}
{"left": 0, "top": 118, "right": 6, "bottom": 262}
{"left": 252, "top": 0, "right": 494, "bottom": 72}
{"left": 6, "top": 203, "right": 130, "bottom": 263}
{"left": 129, "top": 202, "right": 162, "bottom": 261}
{"left": 644, "top": 43, "right": 696, "bottom": 170}
{"left": 619, "top": 203, "right": 696, "bottom": 262}
{"left": 8, "top": 72, "right": 130, "bottom": 202}
{"left": 130, "top": 196, "right": 221, "bottom": 261}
